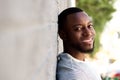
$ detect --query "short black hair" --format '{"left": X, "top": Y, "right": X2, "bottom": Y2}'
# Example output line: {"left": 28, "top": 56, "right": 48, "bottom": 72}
{"left": 58, "top": 7, "right": 83, "bottom": 31}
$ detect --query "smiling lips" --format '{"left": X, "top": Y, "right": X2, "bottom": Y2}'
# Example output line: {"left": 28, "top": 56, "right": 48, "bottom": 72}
{"left": 82, "top": 38, "right": 93, "bottom": 44}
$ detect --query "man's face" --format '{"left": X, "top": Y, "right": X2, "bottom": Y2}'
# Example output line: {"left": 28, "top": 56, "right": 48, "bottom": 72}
{"left": 64, "top": 12, "right": 96, "bottom": 53}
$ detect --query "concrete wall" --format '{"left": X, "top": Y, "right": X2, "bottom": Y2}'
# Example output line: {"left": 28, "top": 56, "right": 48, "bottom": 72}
{"left": 0, "top": 0, "right": 70, "bottom": 80}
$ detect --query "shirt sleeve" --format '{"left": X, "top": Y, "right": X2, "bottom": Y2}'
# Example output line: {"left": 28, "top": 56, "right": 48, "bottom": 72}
{"left": 56, "top": 69, "right": 88, "bottom": 80}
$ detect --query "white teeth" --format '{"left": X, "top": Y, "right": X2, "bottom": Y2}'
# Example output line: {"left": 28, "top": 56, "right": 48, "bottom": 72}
{"left": 83, "top": 38, "right": 92, "bottom": 42}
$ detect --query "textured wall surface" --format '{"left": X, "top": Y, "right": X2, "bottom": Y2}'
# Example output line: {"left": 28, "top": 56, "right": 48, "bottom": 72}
{"left": 0, "top": 0, "right": 69, "bottom": 80}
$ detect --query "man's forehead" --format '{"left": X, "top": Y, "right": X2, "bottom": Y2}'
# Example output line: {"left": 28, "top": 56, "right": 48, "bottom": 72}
{"left": 66, "top": 12, "right": 92, "bottom": 21}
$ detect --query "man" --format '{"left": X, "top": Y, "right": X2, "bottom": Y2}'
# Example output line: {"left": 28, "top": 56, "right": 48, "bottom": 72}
{"left": 56, "top": 7, "right": 102, "bottom": 80}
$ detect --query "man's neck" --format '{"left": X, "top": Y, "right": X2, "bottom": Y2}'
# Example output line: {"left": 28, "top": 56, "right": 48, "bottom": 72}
{"left": 64, "top": 48, "right": 86, "bottom": 61}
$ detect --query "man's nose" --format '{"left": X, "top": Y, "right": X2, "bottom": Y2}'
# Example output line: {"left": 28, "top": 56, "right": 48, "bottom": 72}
{"left": 82, "top": 27, "right": 92, "bottom": 37}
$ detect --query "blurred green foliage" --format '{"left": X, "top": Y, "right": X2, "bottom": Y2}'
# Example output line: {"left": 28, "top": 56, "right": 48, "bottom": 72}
{"left": 77, "top": 0, "right": 116, "bottom": 57}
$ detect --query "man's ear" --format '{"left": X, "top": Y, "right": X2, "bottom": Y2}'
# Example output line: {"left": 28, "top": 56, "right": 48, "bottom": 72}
{"left": 59, "top": 30, "right": 67, "bottom": 40}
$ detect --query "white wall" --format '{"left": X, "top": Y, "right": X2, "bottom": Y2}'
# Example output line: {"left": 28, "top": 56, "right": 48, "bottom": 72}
{"left": 0, "top": 0, "right": 71, "bottom": 80}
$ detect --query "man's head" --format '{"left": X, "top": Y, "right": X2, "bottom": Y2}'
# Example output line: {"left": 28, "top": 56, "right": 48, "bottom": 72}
{"left": 58, "top": 7, "right": 96, "bottom": 53}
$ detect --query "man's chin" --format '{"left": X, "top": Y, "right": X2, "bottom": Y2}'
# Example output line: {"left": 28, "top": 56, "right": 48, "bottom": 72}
{"left": 80, "top": 42, "right": 95, "bottom": 53}
{"left": 79, "top": 48, "right": 94, "bottom": 53}
{"left": 77, "top": 45, "right": 94, "bottom": 53}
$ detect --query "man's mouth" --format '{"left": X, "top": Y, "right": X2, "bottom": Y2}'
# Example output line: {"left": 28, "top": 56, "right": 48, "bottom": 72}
{"left": 82, "top": 38, "right": 93, "bottom": 43}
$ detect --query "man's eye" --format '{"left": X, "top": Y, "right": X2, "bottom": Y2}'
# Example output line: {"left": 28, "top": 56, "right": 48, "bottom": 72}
{"left": 88, "top": 25, "right": 93, "bottom": 29}
{"left": 75, "top": 27, "right": 81, "bottom": 31}
{"left": 74, "top": 25, "right": 82, "bottom": 31}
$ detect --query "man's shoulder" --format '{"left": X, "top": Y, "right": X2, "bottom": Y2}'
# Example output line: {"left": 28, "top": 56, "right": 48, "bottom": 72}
{"left": 57, "top": 52, "right": 72, "bottom": 65}
{"left": 57, "top": 53, "right": 71, "bottom": 61}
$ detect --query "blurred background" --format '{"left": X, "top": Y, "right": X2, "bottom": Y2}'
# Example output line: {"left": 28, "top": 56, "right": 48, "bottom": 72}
{"left": 0, "top": 0, "right": 120, "bottom": 80}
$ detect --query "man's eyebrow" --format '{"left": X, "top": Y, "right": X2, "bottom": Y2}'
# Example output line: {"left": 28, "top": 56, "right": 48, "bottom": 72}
{"left": 72, "top": 24, "right": 82, "bottom": 28}
{"left": 72, "top": 21, "right": 93, "bottom": 27}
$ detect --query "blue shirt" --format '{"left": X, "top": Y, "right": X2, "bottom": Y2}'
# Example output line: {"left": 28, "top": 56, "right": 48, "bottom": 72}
{"left": 56, "top": 53, "right": 102, "bottom": 80}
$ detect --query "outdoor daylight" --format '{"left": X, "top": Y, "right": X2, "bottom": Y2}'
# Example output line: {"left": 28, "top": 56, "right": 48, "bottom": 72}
{"left": 0, "top": 0, "right": 120, "bottom": 80}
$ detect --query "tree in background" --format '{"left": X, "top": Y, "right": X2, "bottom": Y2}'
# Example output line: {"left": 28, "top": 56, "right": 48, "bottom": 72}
{"left": 77, "top": 0, "right": 116, "bottom": 57}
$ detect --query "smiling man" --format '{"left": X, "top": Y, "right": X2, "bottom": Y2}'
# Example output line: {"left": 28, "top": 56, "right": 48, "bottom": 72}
{"left": 56, "top": 7, "right": 102, "bottom": 80}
